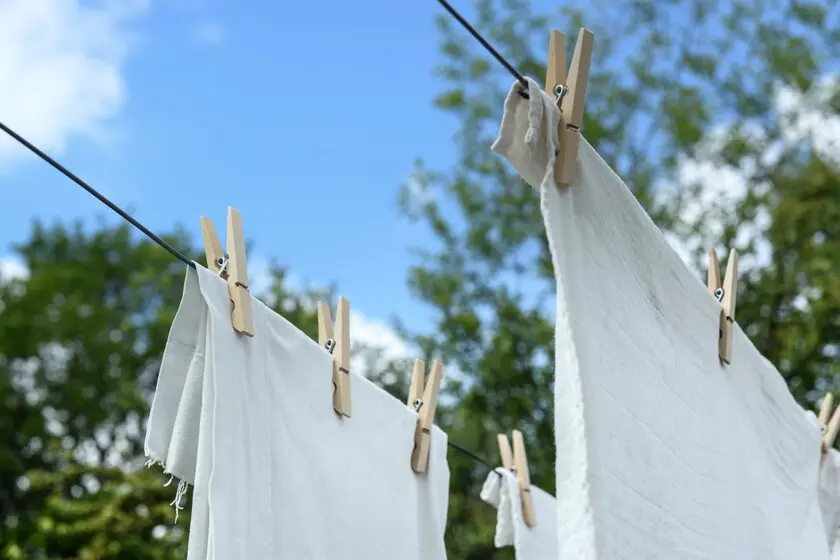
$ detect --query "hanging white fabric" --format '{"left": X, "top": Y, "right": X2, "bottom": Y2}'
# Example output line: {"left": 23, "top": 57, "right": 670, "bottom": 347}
{"left": 145, "top": 266, "right": 450, "bottom": 559}
{"left": 492, "top": 77, "right": 830, "bottom": 559}
{"left": 480, "top": 468, "right": 558, "bottom": 558}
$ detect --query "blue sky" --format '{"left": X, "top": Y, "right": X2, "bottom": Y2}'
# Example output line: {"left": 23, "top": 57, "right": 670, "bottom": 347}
{"left": 10, "top": 0, "right": 821, "bottom": 346}
{"left": 0, "top": 0, "right": 571, "bottom": 345}
{"left": 0, "top": 0, "right": 479, "bottom": 336}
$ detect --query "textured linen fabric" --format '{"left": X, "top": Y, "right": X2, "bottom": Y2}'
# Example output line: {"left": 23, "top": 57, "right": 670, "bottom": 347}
{"left": 480, "top": 469, "right": 558, "bottom": 558}
{"left": 146, "top": 265, "right": 450, "bottom": 559}
{"left": 492, "top": 77, "right": 829, "bottom": 560}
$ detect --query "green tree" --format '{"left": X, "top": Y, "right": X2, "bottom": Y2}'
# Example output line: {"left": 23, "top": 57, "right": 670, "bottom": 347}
{"left": 402, "top": 0, "right": 840, "bottom": 556}
{"left": 0, "top": 220, "right": 322, "bottom": 558}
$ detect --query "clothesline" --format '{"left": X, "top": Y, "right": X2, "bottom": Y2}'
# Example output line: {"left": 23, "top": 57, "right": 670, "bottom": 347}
{"left": 0, "top": 0, "right": 532, "bottom": 254}
{"left": 0, "top": 0, "right": 533, "bottom": 479}
{"left": 434, "top": 0, "right": 531, "bottom": 98}
{"left": 0, "top": 116, "right": 506, "bottom": 476}
{"left": 0, "top": 121, "right": 195, "bottom": 268}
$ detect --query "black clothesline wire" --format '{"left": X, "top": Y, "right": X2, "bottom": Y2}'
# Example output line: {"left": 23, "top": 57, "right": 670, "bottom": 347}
{"left": 435, "top": 0, "right": 531, "bottom": 98}
{"left": 0, "top": 121, "right": 196, "bottom": 269}
{"left": 0, "top": 119, "right": 504, "bottom": 475}
{"left": 0, "top": 0, "right": 532, "bottom": 478}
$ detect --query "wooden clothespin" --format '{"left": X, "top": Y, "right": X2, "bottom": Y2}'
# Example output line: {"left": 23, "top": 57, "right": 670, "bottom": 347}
{"left": 497, "top": 430, "right": 536, "bottom": 527}
{"left": 545, "top": 28, "right": 594, "bottom": 187}
{"left": 200, "top": 207, "right": 254, "bottom": 336}
{"left": 707, "top": 248, "right": 739, "bottom": 363}
{"left": 818, "top": 392, "right": 840, "bottom": 455}
{"left": 318, "top": 297, "right": 351, "bottom": 417}
{"left": 407, "top": 359, "right": 443, "bottom": 474}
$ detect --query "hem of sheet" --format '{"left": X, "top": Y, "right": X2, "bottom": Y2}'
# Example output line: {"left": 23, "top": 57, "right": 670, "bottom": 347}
{"left": 491, "top": 77, "right": 599, "bottom": 560}
{"left": 144, "top": 265, "right": 201, "bottom": 467}
{"left": 540, "top": 128, "right": 599, "bottom": 560}
{"left": 145, "top": 264, "right": 206, "bottom": 485}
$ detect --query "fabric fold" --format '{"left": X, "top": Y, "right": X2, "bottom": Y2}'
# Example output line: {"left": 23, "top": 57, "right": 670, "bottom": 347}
{"left": 145, "top": 266, "right": 206, "bottom": 484}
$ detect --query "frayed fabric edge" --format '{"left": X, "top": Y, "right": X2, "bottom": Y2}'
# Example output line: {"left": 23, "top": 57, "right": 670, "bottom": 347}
{"left": 145, "top": 456, "right": 190, "bottom": 525}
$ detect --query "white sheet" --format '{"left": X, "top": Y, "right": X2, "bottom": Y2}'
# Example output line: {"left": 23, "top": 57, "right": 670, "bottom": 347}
{"left": 480, "top": 468, "right": 558, "bottom": 558}
{"left": 146, "top": 266, "right": 450, "bottom": 559}
{"left": 493, "top": 77, "right": 829, "bottom": 559}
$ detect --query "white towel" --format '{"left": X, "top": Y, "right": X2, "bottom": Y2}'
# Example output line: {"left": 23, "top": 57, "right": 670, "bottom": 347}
{"left": 493, "top": 78, "right": 829, "bottom": 559}
{"left": 480, "top": 468, "right": 558, "bottom": 558}
{"left": 145, "top": 266, "right": 450, "bottom": 559}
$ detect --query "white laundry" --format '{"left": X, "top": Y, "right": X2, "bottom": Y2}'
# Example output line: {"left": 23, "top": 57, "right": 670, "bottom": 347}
{"left": 480, "top": 468, "right": 558, "bottom": 558}
{"left": 493, "top": 77, "right": 829, "bottom": 559}
{"left": 145, "top": 266, "right": 450, "bottom": 559}
{"left": 145, "top": 270, "right": 207, "bottom": 485}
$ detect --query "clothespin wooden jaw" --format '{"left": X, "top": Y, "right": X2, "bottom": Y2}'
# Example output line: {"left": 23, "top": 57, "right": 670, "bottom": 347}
{"left": 545, "top": 28, "right": 594, "bottom": 188}
{"left": 707, "top": 248, "right": 739, "bottom": 364}
{"left": 318, "top": 297, "right": 351, "bottom": 418}
{"left": 497, "top": 430, "right": 536, "bottom": 527}
{"left": 819, "top": 392, "right": 840, "bottom": 455}
{"left": 200, "top": 207, "right": 254, "bottom": 337}
{"left": 407, "top": 359, "right": 444, "bottom": 474}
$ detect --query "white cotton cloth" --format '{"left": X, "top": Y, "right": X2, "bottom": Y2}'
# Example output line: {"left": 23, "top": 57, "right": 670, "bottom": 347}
{"left": 145, "top": 270, "right": 207, "bottom": 485}
{"left": 480, "top": 468, "right": 558, "bottom": 558}
{"left": 145, "top": 265, "right": 450, "bottom": 559}
{"left": 493, "top": 77, "right": 829, "bottom": 559}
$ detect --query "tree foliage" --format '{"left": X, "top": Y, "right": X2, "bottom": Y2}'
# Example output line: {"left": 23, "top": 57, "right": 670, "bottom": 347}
{"left": 0, "top": 221, "right": 322, "bottom": 558}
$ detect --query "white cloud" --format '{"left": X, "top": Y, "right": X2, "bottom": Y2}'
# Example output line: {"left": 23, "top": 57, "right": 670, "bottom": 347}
{"left": 350, "top": 311, "right": 420, "bottom": 377}
{"left": 0, "top": 0, "right": 148, "bottom": 167}
{"left": 0, "top": 255, "right": 29, "bottom": 281}
{"left": 350, "top": 310, "right": 412, "bottom": 362}
{"left": 775, "top": 76, "right": 840, "bottom": 165}
{"left": 190, "top": 20, "right": 224, "bottom": 45}
{"left": 657, "top": 75, "right": 840, "bottom": 273}
{"left": 0, "top": 247, "right": 416, "bottom": 383}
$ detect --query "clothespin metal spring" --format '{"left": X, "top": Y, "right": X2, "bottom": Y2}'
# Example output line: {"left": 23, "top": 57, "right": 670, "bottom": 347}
{"left": 215, "top": 255, "right": 229, "bottom": 278}
{"left": 553, "top": 83, "right": 568, "bottom": 104}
